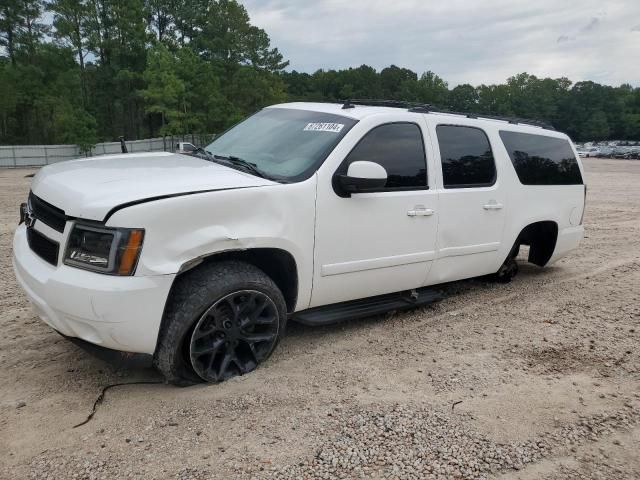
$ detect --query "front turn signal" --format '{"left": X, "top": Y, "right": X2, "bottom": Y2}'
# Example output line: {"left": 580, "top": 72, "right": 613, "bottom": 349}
{"left": 117, "top": 229, "right": 145, "bottom": 275}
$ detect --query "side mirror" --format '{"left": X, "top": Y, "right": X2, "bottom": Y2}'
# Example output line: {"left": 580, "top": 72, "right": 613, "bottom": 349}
{"left": 336, "top": 161, "right": 387, "bottom": 195}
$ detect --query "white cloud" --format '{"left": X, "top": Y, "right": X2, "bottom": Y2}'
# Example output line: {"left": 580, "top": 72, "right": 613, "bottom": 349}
{"left": 243, "top": 0, "right": 640, "bottom": 87}
{"left": 580, "top": 17, "right": 600, "bottom": 32}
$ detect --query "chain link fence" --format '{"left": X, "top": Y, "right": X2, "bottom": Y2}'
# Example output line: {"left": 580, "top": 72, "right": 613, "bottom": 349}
{"left": 0, "top": 134, "right": 216, "bottom": 168}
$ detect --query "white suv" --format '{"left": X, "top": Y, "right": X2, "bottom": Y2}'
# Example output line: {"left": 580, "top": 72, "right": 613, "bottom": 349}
{"left": 13, "top": 101, "right": 586, "bottom": 384}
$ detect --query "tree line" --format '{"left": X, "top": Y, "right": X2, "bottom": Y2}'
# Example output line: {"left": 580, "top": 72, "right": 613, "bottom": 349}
{"left": 284, "top": 68, "right": 640, "bottom": 143}
{"left": 1, "top": 0, "right": 639, "bottom": 151}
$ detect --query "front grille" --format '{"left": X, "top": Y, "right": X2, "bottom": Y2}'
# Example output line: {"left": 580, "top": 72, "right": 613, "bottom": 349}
{"left": 27, "top": 227, "right": 60, "bottom": 266}
{"left": 29, "top": 192, "right": 67, "bottom": 233}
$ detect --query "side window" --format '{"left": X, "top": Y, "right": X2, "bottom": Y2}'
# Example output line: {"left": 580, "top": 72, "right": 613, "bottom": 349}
{"left": 342, "top": 123, "right": 427, "bottom": 190}
{"left": 436, "top": 125, "right": 496, "bottom": 188}
{"left": 499, "top": 131, "right": 583, "bottom": 185}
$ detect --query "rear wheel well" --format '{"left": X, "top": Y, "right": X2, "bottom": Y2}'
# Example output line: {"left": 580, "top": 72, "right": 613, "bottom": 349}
{"left": 176, "top": 249, "right": 298, "bottom": 313}
{"left": 514, "top": 221, "right": 558, "bottom": 267}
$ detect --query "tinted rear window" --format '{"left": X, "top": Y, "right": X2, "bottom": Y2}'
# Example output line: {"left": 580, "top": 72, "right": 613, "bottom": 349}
{"left": 499, "top": 131, "right": 583, "bottom": 185}
{"left": 436, "top": 125, "right": 496, "bottom": 188}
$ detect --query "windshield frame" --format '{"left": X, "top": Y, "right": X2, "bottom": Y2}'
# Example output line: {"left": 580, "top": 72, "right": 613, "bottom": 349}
{"left": 204, "top": 107, "right": 359, "bottom": 183}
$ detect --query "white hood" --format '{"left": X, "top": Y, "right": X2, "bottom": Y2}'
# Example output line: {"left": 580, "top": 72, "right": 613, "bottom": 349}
{"left": 31, "top": 152, "right": 275, "bottom": 220}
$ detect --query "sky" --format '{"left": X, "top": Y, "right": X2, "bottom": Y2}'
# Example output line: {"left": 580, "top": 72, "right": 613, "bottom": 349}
{"left": 243, "top": 0, "right": 640, "bottom": 87}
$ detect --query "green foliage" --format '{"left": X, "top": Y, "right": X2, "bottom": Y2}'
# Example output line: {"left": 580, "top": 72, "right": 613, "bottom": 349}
{"left": 55, "top": 104, "right": 98, "bottom": 153}
{"left": 0, "top": 0, "right": 638, "bottom": 147}
{"left": 0, "top": 0, "right": 289, "bottom": 146}
{"left": 194, "top": 0, "right": 288, "bottom": 73}
{"left": 141, "top": 42, "right": 186, "bottom": 134}
{"left": 380, "top": 65, "right": 417, "bottom": 100}
{"left": 448, "top": 84, "right": 478, "bottom": 111}
{"left": 280, "top": 69, "right": 639, "bottom": 141}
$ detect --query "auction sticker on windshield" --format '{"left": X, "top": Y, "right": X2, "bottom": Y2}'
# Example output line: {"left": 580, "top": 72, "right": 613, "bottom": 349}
{"left": 304, "top": 122, "right": 345, "bottom": 133}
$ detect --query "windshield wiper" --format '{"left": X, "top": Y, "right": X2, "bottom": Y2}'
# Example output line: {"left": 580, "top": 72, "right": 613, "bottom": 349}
{"left": 191, "top": 147, "right": 214, "bottom": 160}
{"left": 211, "top": 154, "right": 272, "bottom": 180}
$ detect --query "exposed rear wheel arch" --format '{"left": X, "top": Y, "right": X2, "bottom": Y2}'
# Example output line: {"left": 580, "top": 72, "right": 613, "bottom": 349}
{"left": 514, "top": 221, "right": 559, "bottom": 267}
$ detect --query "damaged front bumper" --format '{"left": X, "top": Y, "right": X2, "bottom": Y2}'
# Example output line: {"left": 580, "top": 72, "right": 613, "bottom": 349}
{"left": 13, "top": 224, "right": 175, "bottom": 355}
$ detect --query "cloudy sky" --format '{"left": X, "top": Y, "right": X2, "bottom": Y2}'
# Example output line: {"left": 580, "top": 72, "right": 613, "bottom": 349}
{"left": 243, "top": 0, "right": 640, "bottom": 87}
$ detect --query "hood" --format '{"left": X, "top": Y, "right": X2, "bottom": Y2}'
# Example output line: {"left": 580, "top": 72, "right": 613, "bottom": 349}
{"left": 31, "top": 152, "right": 275, "bottom": 220}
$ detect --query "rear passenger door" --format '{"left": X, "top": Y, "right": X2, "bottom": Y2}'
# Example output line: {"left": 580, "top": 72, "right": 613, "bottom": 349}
{"left": 427, "top": 123, "right": 507, "bottom": 284}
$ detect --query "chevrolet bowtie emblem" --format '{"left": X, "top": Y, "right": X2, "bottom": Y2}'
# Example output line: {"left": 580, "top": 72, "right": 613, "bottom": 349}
{"left": 25, "top": 211, "right": 35, "bottom": 228}
{"left": 20, "top": 203, "right": 36, "bottom": 228}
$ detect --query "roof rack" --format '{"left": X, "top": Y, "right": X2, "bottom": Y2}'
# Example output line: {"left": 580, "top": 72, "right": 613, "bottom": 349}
{"left": 341, "top": 99, "right": 425, "bottom": 110}
{"left": 340, "top": 99, "right": 555, "bottom": 130}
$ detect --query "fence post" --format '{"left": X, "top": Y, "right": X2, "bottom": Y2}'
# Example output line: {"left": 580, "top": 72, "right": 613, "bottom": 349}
{"left": 12, "top": 146, "right": 16, "bottom": 167}
{"left": 44, "top": 146, "right": 49, "bottom": 165}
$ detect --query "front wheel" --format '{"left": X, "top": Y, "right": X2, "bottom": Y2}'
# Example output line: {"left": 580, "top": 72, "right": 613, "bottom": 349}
{"left": 154, "top": 261, "right": 287, "bottom": 385}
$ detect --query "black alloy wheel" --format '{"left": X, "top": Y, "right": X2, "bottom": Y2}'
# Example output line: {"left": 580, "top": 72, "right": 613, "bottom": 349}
{"left": 189, "top": 290, "right": 279, "bottom": 382}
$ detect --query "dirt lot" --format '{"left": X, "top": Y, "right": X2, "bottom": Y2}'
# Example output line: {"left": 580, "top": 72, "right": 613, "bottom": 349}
{"left": 0, "top": 158, "right": 639, "bottom": 480}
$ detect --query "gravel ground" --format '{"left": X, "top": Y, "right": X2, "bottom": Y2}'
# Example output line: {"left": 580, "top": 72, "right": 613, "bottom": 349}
{"left": 0, "top": 158, "right": 639, "bottom": 480}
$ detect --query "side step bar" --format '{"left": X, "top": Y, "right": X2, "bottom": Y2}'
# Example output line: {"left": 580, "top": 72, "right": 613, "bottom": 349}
{"left": 293, "top": 287, "right": 443, "bottom": 326}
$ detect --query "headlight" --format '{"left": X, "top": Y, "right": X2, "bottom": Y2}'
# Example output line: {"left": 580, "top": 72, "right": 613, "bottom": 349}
{"left": 64, "top": 224, "right": 144, "bottom": 276}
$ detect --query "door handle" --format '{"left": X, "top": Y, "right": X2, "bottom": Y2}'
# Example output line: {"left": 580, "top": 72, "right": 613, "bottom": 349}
{"left": 483, "top": 203, "right": 504, "bottom": 210}
{"left": 407, "top": 207, "right": 435, "bottom": 217}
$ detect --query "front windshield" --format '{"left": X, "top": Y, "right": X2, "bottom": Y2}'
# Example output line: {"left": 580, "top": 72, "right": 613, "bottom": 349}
{"left": 205, "top": 108, "right": 357, "bottom": 182}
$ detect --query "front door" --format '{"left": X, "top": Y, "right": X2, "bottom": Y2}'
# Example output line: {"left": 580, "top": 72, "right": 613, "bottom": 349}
{"left": 310, "top": 120, "right": 439, "bottom": 307}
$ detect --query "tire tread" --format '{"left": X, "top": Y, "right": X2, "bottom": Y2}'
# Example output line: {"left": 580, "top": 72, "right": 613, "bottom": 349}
{"left": 154, "top": 260, "right": 286, "bottom": 386}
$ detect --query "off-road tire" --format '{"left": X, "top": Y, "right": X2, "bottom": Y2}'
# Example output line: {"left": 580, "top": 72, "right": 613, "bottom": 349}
{"left": 154, "top": 261, "right": 287, "bottom": 386}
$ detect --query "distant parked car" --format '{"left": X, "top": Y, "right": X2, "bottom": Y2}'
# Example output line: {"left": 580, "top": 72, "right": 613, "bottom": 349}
{"left": 175, "top": 142, "right": 198, "bottom": 154}
{"left": 577, "top": 147, "right": 600, "bottom": 158}
{"left": 612, "top": 147, "right": 634, "bottom": 159}
{"left": 598, "top": 146, "right": 615, "bottom": 158}
{"left": 626, "top": 147, "right": 640, "bottom": 160}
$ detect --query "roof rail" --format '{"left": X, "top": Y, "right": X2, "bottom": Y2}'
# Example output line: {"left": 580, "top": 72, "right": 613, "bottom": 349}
{"left": 339, "top": 99, "right": 555, "bottom": 130}
{"left": 342, "top": 99, "right": 429, "bottom": 110}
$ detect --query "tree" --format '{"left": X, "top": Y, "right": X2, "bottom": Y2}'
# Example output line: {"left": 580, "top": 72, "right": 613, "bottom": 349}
{"left": 170, "top": 0, "right": 208, "bottom": 45}
{"left": 226, "top": 65, "right": 286, "bottom": 121}
{"left": 17, "top": 0, "right": 48, "bottom": 58}
{"left": 380, "top": 65, "right": 417, "bottom": 99}
{"left": 195, "top": 0, "right": 288, "bottom": 74}
{"left": 55, "top": 103, "right": 98, "bottom": 153}
{"left": 145, "top": 0, "right": 175, "bottom": 43}
{"left": 0, "top": 0, "right": 22, "bottom": 64}
{"left": 2, "top": 1, "right": 639, "bottom": 147}
{"left": 448, "top": 84, "right": 478, "bottom": 111}
{"left": 49, "top": 0, "right": 91, "bottom": 106}
{"left": 141, "top": 43, "right": 186, "bottom": 134}
{"left": 582, "top": 111, "right": 610, "bottom": 140}
{"left": 49, "top": 0, "right": 90, "bottom": 71}
{"left": 476, "top": 84, "right": 512, "bottom": 116}
{"left": 400, "top": 71, "right": 448, "bottom": 106}
{"left": 280, "top": 70, "right": 315, "bottom": 100}
{"left": 0, "top": 0, "right": 48, "bottom": 64}
{"left": 0, "top": 61, "right": 19, "bottom": 139}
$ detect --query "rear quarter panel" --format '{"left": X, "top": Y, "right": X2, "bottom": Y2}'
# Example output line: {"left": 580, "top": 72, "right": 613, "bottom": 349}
{"left": 490, "top": 126, "right": 586, "bottom": 265}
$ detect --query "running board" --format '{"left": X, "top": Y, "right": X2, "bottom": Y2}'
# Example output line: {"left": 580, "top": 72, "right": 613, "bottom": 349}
{"left": 294, "top": 287, "right": 443, "bottom": 326}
